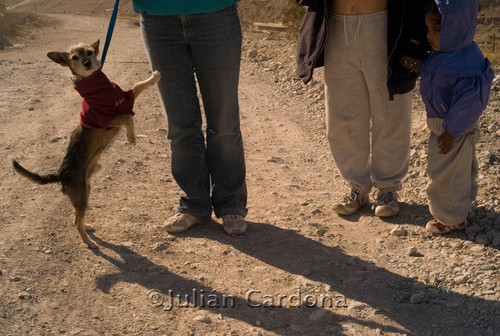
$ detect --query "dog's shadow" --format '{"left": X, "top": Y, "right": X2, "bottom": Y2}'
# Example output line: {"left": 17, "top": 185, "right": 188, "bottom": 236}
{"left": 90, "top": 221, "right": 499, "bottom": 335}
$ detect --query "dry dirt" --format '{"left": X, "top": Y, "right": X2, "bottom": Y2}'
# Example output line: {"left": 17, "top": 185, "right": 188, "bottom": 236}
{"left": 0, "top": 13, "right": 500, "bottom": 336}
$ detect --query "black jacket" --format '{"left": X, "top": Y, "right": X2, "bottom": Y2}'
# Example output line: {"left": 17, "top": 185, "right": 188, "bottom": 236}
{"left": 296, "top": 0, "right": 430, "bottom": 99}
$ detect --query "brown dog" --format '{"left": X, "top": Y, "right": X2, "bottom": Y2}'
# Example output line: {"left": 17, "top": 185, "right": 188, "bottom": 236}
{"left": 13, "top": 40, "right": 161, "bottom": 248}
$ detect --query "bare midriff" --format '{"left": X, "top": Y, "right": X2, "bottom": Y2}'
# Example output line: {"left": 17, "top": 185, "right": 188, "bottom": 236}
{"left": 329, "top": 0, "right": 388, "bottom": 14}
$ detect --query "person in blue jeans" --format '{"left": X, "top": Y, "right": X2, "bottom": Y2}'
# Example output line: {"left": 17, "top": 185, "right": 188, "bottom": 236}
{"left": 133, "top": 1, "right": 248, "bottom": 235}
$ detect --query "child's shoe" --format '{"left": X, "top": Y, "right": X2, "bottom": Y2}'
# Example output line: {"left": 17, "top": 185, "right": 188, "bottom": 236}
{"left": 425, "top": 218, "right": 467, "bottom": 234}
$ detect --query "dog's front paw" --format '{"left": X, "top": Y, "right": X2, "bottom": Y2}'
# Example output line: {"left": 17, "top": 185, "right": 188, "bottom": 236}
{"left": 150, "top": 70, "right": 162, "bottom": 84}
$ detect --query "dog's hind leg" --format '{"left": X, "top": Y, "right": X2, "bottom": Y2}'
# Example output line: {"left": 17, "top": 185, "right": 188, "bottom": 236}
{"left": 74, "top": 208, "right": 96, "bottom": 249}
{"left": 66, "top": 182, "right": 96, "bottom": 249}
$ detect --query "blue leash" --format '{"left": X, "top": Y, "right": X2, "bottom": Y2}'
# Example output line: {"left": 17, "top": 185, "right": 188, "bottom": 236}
{"left": 100, "top": 0, "right": 120, "bottom": 69}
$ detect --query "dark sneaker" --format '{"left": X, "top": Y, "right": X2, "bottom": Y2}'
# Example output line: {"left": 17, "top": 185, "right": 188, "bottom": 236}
{"left": 222, "top": 215, "right": 247, "bottom": 235}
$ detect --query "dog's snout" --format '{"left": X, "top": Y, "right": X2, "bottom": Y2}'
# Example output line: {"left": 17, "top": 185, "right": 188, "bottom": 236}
{"left": 83, "top": 59, "right": 92, "bottom": 68}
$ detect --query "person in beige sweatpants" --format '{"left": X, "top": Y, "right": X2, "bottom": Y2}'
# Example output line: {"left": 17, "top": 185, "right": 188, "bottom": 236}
{"left": 426, "top": 120, "right": 480, "bottom": 228}
{"left": 324, "top": 11, "right": 412, "bottom": 216}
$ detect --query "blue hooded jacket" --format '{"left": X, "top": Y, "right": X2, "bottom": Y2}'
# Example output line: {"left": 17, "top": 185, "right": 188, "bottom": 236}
{"left": 419, "top": 0, "right": 494, "bottom": 138}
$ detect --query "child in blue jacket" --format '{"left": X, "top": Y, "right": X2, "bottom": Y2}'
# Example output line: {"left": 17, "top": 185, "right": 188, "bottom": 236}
{"left": 419, "top": 0, "right": 494, "bottom": 234}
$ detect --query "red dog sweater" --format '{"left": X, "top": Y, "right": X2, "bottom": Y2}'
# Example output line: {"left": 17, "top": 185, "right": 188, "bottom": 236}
{"left": 74, "top": 69, "right": 134, "bottom": 130}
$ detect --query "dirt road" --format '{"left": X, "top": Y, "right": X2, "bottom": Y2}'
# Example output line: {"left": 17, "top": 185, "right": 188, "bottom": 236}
{"left": 0, "top": 14, "right": 499, "bottom": 336}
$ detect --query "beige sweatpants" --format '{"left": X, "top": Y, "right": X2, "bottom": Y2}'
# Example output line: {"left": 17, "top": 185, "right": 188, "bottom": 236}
{"left": 324, "top": 11, "right": 412, "bottom": 194}
{"left": 426, "top": 119, "right": 480, "bottom": 226}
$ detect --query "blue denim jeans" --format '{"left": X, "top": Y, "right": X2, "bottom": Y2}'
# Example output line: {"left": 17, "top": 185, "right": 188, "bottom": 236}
{"left": 140, "top": 6, "right": 247, "bottom": 219}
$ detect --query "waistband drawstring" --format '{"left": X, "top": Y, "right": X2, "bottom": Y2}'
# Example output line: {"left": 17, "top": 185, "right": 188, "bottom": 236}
{"left": 354, "top": 15, "right": 363, "bottom": 41}
{"left": 343, "top": 15, "right": 348, "bottom": 48}
{"left": 343, "top": 14, "right": 364, "bottom": 48}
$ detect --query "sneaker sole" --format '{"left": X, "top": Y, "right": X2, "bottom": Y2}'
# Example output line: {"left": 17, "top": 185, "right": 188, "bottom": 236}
{"left": 425, "top": 219, "right": 466, "bottom": 234}
{"left": 375, "top": 206, "right": 398, "bottom": 217}
{"left": 223, "top": 224, "right": 247, "bottom": 235}
{"left": 163, "top": 216, "right": 206, "bottom": 233}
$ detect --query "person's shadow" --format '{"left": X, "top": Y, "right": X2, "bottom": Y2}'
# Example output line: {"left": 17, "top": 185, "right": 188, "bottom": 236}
{"left": 186, "top": 221, "right": 500, "bottom": 335}
{"left": 91, "top": 221, "right": 499, "bottom": 335}
{"left": 90, "top": 232, "right": 407, "bottom": 336}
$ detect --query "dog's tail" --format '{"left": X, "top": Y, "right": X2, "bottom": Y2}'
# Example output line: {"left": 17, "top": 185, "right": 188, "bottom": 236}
{"left": 12, "top": 160, "right": 60, "bottom": 185}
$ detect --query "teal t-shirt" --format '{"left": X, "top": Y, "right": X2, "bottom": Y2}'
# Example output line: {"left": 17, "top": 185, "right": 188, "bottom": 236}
{"left": 133, "top": 0, "right": 240, "bottom": 15}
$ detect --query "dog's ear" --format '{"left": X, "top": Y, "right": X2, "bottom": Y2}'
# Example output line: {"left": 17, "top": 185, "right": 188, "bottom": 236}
{"left": 47, "top": 52, "right": 70, "bottom": 66}
{"left": 92, "top": 40, "right": 100, "bottom": 56}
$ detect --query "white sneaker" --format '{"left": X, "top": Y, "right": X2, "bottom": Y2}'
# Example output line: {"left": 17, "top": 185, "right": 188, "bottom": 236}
{"left": 332, "top": 189, "right": 369, "bottom": 215}
{"left": 163, "top": 213, "right": 204, "bottom": 233}
{"left": 374, "top": 190, "right": 400, "bottom": 217}
{"left": 222, "top": 215, "right": 247, "bottom": 235}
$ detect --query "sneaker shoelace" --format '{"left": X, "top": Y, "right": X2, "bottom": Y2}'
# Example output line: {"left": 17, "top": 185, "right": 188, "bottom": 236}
{"left": 343, "top": 190, "right": 361, "bottom": 203}
{"left": 376, "top": 190, "right": 398, "bottom": 205}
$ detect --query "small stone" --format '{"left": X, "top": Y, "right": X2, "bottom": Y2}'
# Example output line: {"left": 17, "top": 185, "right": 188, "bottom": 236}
{"left": 475, "top": 234, "right": 490, "bottom": 245}
{"left": 152, "top": 243, "right": 169, "bottom": 252}
{"left": 348, "top": 300, "right": 369, "bottom": 310}
{"left": 454, "top": 275, "right": 468, "bottom": 285}
{"left": 491, "top": 233, "right": 500, "bottom": 247}
{"left": 480, "top": 264, "right": 496, "bottom": 271}
{"left": 310, "top": 208, "right": 322, "bottom": 215}
{"left": 316, "top": 228, "right": 326, "bottom": 236}
{"left": 9, "top": 276, "right": 21, "bottom": 282}
{"left": 465, "top": 225, "right": 482, "bottom": 236}
{"left": 18, "top": 292, "right": 32, "bottom": 300}
{"left": 470, "top": 245, "right": 485, "bottom": 253}
{"left": 193, "top": 315, "right": 212, "bottom": 324}
{"left": 248, "top": 49, "right": 258, "bottom": 58}
{"left": 407, "top": 246, "right": 418, "bottom": 256}
{"left": 410, "top": 292, "right": 429, "bottom": 304}
{"left": 390, "top": 225, "right": 407, "bottom": 237}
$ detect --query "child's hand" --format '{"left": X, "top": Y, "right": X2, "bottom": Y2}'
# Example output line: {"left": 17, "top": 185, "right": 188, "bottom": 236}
{"left": 437, "top": 131, "right": 454, "bottom": 154}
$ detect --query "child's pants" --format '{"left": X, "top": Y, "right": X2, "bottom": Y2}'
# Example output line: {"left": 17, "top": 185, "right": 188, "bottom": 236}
{"left": 426, "top": 118, "right": 480, "bottom": 226}
{"left": 324, "top": 11, "right": 412, "bottom": 194}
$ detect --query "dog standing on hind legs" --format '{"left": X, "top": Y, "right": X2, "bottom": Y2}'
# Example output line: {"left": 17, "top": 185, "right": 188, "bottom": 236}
{"left": 12, "top": 40, "right": 161, "bottom": 248}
